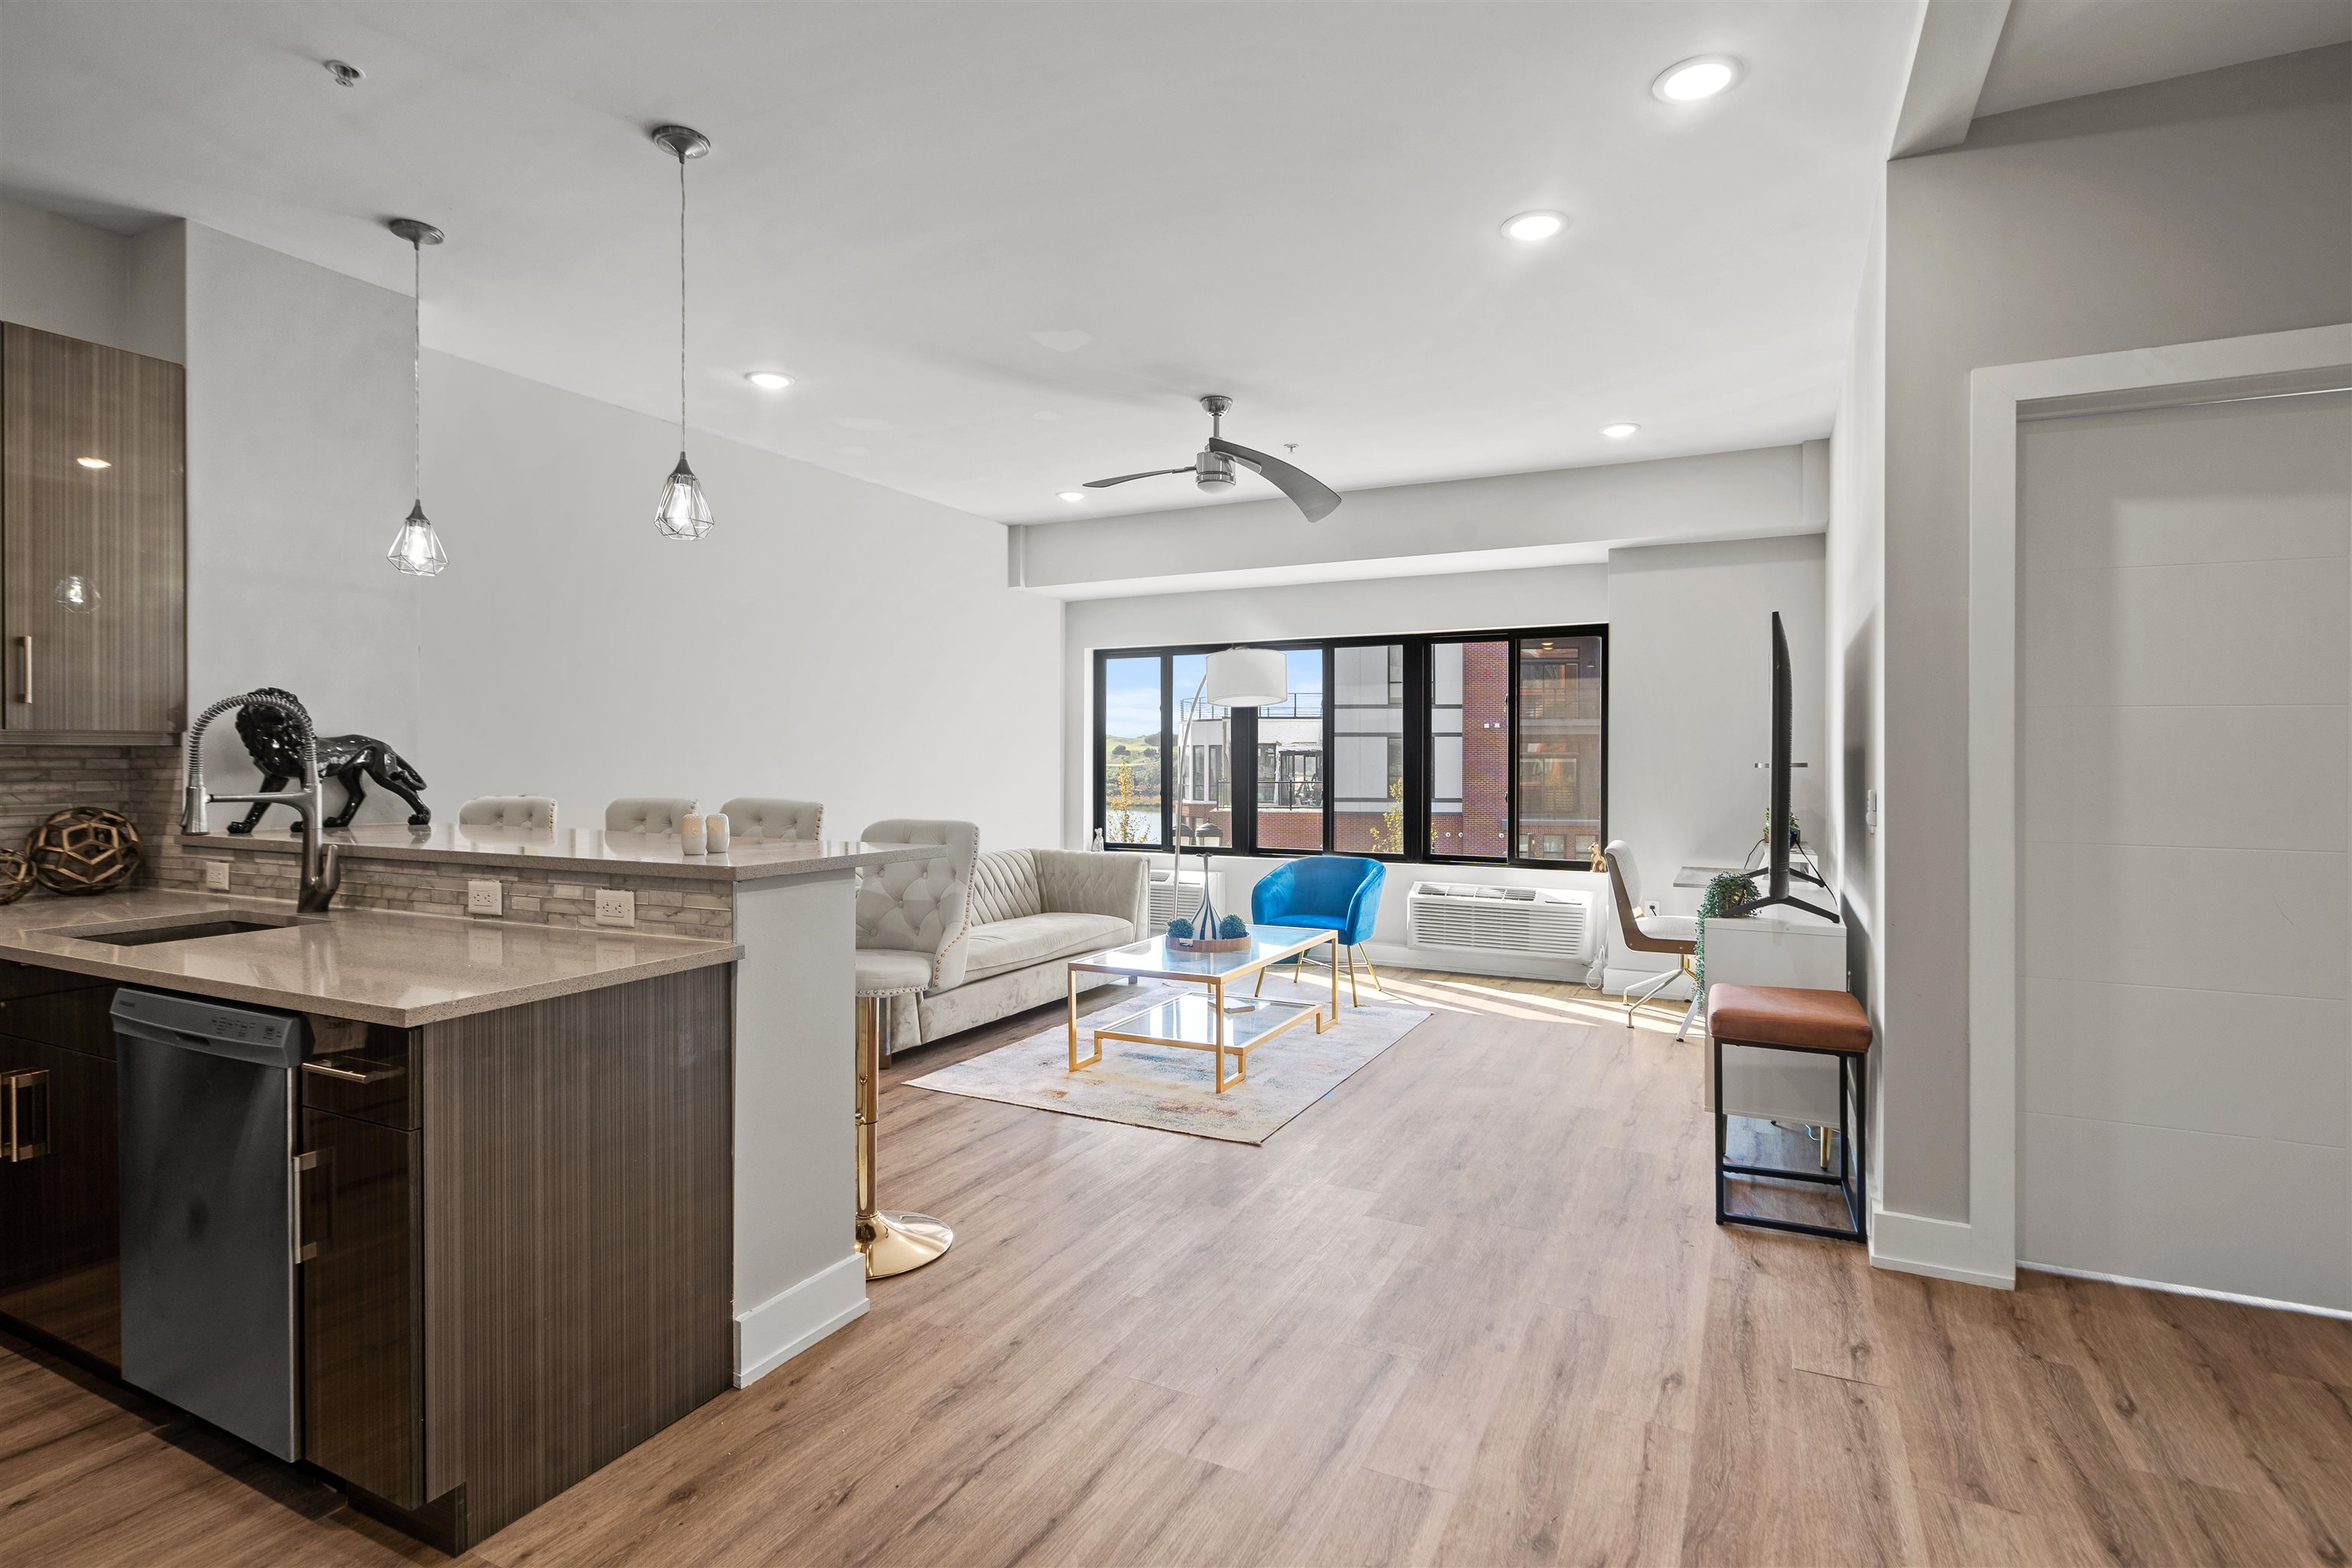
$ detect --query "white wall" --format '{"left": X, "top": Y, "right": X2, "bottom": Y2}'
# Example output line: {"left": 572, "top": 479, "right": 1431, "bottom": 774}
{"left": 1606, "top": 534, "right": 1828, "bottom": 916}
{"left": 1880, "top": 44, "right": 2352, "bottom": 1224}
{"left": 1022, "top": 443, "right": 1821, "bottom": 599}
{"left": 181, "top": 222, "right": 425, "bottom": 812}
{"left": 413, "top": 351, "right": 1063, "bottom": 849}
{"left": 1826, "top": 190, "right": 1886, "bottom": 1187}
{"left": 0, "top": 196, "right": 183, "bottom": 361}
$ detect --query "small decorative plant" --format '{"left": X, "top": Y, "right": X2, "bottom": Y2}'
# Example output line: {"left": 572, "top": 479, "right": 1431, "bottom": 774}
{"left": 1694, "top": 871, "right": 1757, "bottom": 989}
{"left": 1217, "top": 914, "right": 1247, "bottom": 939}
{"left": 1165, "top": 916, "right": 1194, "bottom": 939}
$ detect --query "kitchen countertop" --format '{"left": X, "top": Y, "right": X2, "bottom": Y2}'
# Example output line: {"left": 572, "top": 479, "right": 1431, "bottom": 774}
{"left": 0, "top": 889, "right": 741, "bottom": 1027}
{"left": 179, "top": 825, "right": 946, "bottom": 882}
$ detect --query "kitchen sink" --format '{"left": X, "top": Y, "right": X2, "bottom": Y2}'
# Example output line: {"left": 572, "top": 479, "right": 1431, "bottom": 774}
{"left": 50, "top": 915, "right": 297, "bottom": 947}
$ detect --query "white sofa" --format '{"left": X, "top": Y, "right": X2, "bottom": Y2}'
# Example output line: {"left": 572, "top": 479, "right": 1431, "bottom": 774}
{"left": 884, "top": 848, "right": 1148, "bottom": 1049}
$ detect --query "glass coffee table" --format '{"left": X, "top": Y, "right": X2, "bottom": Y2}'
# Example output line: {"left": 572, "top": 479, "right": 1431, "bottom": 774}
{"left": 1067, "top": 925, "right": 1341, "bottom": 1093}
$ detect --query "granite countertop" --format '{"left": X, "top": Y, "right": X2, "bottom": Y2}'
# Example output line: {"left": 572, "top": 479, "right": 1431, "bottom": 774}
{"left": 178, "top": 825, "right": 948, "bottom": 883}
{"left": 0, "top": 889, "right": 740, "bottom": 1027}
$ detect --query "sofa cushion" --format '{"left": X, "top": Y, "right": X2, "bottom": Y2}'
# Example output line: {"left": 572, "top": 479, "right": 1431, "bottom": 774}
{"left": 960, "top": 911, "right": 1134, "bottom": 982}
{"left": 854, "top": 949, "right": 935, "bottom": 996}
{"left": 970, "top": 849, "right": 1044, "bottom": 926}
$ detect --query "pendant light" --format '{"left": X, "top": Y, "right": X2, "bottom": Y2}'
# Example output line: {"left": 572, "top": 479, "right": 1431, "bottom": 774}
{"left": 651, "top": 125, "right": 714, "bottom": 539}
{"left": 384, "top": 217, "right": 448, "bottom": 576}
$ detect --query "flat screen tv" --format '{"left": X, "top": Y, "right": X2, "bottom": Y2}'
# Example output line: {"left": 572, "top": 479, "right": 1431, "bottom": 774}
{"left": 1742, "top": 611, "right": 1837, "bottom": 922}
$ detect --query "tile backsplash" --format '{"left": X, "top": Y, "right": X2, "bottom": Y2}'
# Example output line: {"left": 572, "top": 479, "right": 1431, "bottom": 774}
{"left": 0, "top": 747, "right": 730, "bottom": 940}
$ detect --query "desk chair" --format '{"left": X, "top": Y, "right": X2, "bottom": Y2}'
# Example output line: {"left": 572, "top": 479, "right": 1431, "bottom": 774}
{"left": 1603, "top": 838, "right": 1701, "bottom": 1039}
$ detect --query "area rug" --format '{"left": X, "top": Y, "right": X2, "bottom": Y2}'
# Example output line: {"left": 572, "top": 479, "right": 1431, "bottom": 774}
{"left": 906, "top": 983, "right": 1431, "bottom": 1145}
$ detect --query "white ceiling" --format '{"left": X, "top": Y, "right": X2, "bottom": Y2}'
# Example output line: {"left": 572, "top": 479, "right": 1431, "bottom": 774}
{"left": 0, "top": 2, "right": 1922, "bottom": 524}
{"left": 1978, "top": 0, "right": 2352, "bottom": 117}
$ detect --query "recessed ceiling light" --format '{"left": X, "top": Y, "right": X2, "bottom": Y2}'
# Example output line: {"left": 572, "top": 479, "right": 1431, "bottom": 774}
{"left": 744, "top": 371, "right": 792, "bottom": 390}
{"left": 1652, "top": 56, "right": 1740, "bottom": 102}
{"left": 1057, "top": 491, "right": 1087, "bottom": 504}
{"left": 1501, "top": 211, "right": 1568, "bottom": 243}
{"left": 1600, "top": 423, "right": 1641, "bottom": 439}
{"left": 76, "top": 456, "right": 110, "bottom": 469}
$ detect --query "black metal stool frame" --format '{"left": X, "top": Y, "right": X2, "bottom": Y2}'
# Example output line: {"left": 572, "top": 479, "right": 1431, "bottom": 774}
{"left": 1712, "top": 1033, "right": 1869, "bottom": 1243}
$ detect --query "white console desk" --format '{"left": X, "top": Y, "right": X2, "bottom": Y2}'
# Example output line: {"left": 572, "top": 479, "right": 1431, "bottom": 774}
{"left": 1698, "top": 900, "right": 1849, "bottom": 1123}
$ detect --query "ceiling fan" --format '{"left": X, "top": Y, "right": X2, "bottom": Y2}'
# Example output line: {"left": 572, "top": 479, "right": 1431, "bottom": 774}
{"left": 1084, "top": 395, "right": 1342, "bottom": 521}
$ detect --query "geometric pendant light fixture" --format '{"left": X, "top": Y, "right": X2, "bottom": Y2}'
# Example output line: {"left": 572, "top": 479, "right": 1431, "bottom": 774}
{"left": 651, "top": 124, "right": 714, "bottom": 539}
{"left": 384, "top": 216, "right": 449, "bottom": 576}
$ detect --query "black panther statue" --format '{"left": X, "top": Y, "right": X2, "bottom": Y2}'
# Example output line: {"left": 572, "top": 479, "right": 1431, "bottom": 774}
{"left": 223, "top": 688, "right": 432, "bottom": 835}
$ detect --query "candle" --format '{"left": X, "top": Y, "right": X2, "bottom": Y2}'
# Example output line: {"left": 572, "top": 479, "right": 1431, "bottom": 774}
{"left": 680, "top": 812, "right": 706, "bottom": 854}
{"left": 706, "top": 811, "right": 730, "bottom": 853}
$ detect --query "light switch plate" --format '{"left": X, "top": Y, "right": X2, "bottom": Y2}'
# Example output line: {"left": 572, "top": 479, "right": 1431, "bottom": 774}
{"left": 467, "top": 879, "right": 502, "bottom": 916}
{"left": 594, "top": 888, "right": 636, "bottom": 927}
{"left": 203, "top": 860, "right": 230, "bottom": 891}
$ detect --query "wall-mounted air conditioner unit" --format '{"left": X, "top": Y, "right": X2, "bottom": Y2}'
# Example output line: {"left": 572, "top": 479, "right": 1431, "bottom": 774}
{"left": 1148, "top": 867, "right": 1229, "bottom": 935}
{"left": 1406, "top": 881, "right": 1596, "bottom": 963}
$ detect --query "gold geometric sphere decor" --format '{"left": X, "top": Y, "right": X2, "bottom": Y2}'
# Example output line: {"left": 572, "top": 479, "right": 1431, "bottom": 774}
{"left": 26, "top": 807, "right": 143, "bottom": 895}
{"left": 0, "top": 848, "right": 31, "bottom": 905}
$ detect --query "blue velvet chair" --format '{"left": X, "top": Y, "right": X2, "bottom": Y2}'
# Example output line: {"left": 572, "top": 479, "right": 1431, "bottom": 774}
{"left": 1250, "top": 855, "right": 1386, "bottom": 1004}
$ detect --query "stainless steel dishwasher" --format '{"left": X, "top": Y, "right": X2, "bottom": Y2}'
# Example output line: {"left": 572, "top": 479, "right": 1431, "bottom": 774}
{"left": 113, "top": 988, "right": 310, "bottom": 1460}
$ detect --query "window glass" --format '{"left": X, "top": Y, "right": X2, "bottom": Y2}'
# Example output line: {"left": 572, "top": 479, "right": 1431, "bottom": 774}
{"left": 1171, "top": 652, "right": 1231, "bottom": 848}
{"left": 1256, "top": 648, "right": 1325, "bottom": 851}
{"left": 1333, "top": 644, "right": 1404, "bottom": 854}
{"left": 1516, "top": 635, "right": 1602, "bottom": 861}
{"left": 1430, "top": 639, "right": 1510, "bottom": 858}
{"left": 1100, "top": 656, "right": 1163, "bottom": 844}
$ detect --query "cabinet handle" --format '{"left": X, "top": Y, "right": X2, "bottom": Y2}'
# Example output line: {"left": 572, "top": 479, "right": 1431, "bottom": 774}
{"left": 14, "top": 635, "right": 28, "bottom": 706}
{"left": 300, "top": 1055, "right": 397, "bottom": 1084}
{"left": 293, "top": 1148, "right": 332, "bottom": 1262}
{"left": 4, "top": 1070, "right": 50, "bottom": 1161}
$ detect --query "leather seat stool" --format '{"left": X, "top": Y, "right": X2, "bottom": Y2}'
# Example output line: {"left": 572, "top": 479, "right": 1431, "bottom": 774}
{"left": 1706, "top": 983, "right": 1873, "bottom": 1243}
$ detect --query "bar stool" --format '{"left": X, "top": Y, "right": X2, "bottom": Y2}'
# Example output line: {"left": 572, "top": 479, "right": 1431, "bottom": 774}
{"left": 457, "top": 795, "right": 557, "bottom": 828}
{"left": 851, "top": 818, "right": 978, "bottom": 1279}
{"left": 1707, "top": 982, "right": 1873, "bottom": 1243}
{"left": 606, "top": 796, "right": 695, "bottom": 833}
{"left": 719, "top": 797, "right": 823, "bottom": 841}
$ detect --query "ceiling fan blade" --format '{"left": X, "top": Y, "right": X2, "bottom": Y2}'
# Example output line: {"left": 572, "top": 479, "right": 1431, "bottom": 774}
{"left": 1083, "top": 467, "right": 1192, "bottom": 488}
{"left": 1208, "top": 438, "right": 1342, "bottom": 522}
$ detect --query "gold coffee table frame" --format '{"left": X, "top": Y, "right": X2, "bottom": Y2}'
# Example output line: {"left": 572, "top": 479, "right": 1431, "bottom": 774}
{"left": 1066, "top": 926, "right": 1343, "bottom": 1093}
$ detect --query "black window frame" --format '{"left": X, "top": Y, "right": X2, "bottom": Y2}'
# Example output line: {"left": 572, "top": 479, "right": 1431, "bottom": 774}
{"left": 1089, "top": 623, "right": 1608, "bottom": 866}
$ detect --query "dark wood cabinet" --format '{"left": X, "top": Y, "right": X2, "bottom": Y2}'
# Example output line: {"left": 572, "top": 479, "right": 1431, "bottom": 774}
{"left": 0, "top": 321, "right": 186, "bottom": 739}
{"left": 0, "top": 1027, "right": 121, "bottom": 1367}
{"left": 301, "top": 1106, "right": 424, "bottom": 1509}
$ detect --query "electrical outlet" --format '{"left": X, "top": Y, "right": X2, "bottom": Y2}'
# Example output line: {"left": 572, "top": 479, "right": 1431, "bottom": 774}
{"left": 203, "top": 860, "right": 230, "bottom": 891}
{"left": 594, "top": 888, "right": 636, "bottom": 927}
{"left": 467, "top": 879, "right": 502, "bottom": 916}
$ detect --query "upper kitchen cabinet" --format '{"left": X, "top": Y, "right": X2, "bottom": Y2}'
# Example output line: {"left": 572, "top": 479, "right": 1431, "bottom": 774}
{"left": 1, "top": 322, "right": 186, "bottom": 740}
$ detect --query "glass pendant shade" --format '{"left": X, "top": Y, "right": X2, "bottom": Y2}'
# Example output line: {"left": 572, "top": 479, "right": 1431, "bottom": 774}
{"left": 387, "top": 500, "right": 449, "bottom": 577}
{"left": 54, "top": 574, "right": 100, "bottom": 614}
{"left": 654, "top": 452, "right": 714, "bottom": 540}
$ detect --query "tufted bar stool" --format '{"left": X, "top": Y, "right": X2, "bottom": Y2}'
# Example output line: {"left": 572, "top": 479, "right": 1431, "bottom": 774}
{"left": 458, "top": 795, "right": 557, "bottom": 829}
{"left": 719, "top": 796, "right": 823, "bottom": 841}
{"left": 605, "top": 796, "right": 696, "bottom": 834}
{"left": 851, "top": 817, "right": 978, "bottom": 1279}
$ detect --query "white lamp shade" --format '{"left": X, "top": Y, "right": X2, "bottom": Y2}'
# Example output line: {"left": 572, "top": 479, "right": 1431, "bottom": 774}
{"left": 1204, "top": 646, "right": 1289, "bottom": 708}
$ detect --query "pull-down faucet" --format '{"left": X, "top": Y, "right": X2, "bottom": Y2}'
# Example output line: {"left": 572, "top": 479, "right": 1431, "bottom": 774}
{"left": 181, "top": 691, "right": 342, "bottom": 913}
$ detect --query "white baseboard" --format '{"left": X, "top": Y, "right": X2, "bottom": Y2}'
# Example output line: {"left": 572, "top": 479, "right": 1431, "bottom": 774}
{"left": 734, "top": 1251, "right": 869, "bottom": 1387}
{"left": 1869, "top": 1207, "right": 2015, "bottom": 1291}
{"left": 2020, "top": 1261, "right": 2352, "bottom": 1322}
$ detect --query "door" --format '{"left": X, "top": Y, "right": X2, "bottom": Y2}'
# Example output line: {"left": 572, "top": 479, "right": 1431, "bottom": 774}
{"left": 0, "top": 1033, "right": 121, "bottom": 1365}
{"left": 2017, "top": 388, "right": 2352, "bottom": 1312}
{"left": 301, "top": 1106, "right": 425, "bottom": 1508}
{"left": 1, "top": 322, "right": 186, "bottom": 735}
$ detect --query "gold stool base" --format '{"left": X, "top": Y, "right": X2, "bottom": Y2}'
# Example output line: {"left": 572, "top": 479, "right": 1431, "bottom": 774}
{"left": 860, "top": 1210, "right": 953, "bottom": 1279}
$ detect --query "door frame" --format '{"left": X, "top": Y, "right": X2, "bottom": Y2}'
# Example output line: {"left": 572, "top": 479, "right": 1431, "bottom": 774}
{"left": 1954, "top": 323, "right": 2352, "bottom": 1292}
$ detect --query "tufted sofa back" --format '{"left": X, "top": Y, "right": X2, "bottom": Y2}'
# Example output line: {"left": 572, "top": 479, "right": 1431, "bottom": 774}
{"left": 969, "top": 850, "right": 1044, "bottom": 926}
{"left": 720, "top": 797, "right": 823, "bottom": 841}
{"left": 856, "top": 819, "right": 981, "bottom": 989}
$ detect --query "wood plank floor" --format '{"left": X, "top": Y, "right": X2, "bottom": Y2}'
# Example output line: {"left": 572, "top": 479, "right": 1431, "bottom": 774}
{"left": 5, "top": 969, "right": 2349, "bottom": 1566}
